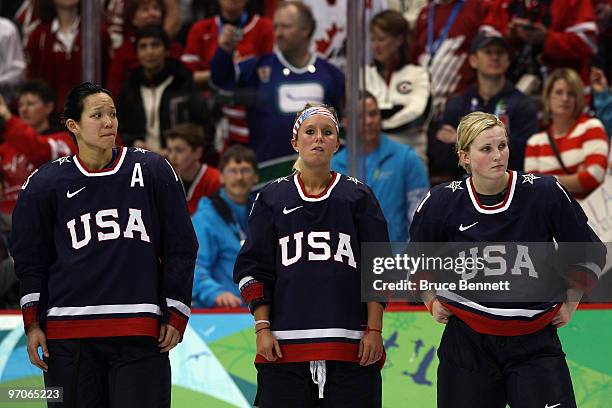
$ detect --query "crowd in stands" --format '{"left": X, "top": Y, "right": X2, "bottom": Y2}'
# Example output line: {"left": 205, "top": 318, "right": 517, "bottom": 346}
{"left": 0, "top": 0, "right": 611, "bottom": 309}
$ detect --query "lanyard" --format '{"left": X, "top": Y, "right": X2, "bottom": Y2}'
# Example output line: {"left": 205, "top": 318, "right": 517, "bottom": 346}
{"left": 230, "top": 221, "right": 246, "bottom": 246}
{"left": 427, "top": 0, "right": 465, "bottom": 59}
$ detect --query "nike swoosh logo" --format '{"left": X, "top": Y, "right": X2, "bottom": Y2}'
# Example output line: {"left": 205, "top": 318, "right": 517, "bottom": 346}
{"left": 283, "top": 206, "right": 303, "bottom": 215}
{"left": 459, "top": 222, "right": 478, "bottom": 231}
{"left": 66, "top": 187, "right": 86, "bottom": 198}
{"left": 545, "top": 404, "right": 561, "bottom": 408}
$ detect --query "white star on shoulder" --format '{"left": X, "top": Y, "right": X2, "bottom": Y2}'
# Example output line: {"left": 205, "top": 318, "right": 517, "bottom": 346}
{"left": 134, "top": 147, "right": 148, "bottom": 154}
{"left": 274, "top": 176, "right": 290, "bottom": 183}
{"left": 445, "top": 181, "right": 463, "bottom": 192}
{"left": 347, "top": 176, "right": 362, "bottom": 185}
{"left": 53, "top": 156, "right": 71, "bottom": 165}
{"left": 522, "top": 173, "right": 541, "bottom": 184}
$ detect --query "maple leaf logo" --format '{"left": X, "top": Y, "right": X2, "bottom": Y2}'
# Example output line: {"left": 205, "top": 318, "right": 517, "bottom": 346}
{"left": 315, "top": 22, "right": 344, "bottom": 55}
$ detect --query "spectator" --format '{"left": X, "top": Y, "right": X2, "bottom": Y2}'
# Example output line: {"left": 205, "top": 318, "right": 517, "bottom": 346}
{"left": 106, "top": 0, "right": 183, "bottom": 97}
{"left": 593, "top": 0, "right": 612, "bottom": 81}
{"left": 165, "top": 122, "right": 221, "bottom": 214}
{"left": 25, "top": 0, "right": 112, "bottom": 115}
{"left": 0, "top": 94, "right": 76, "bottom": 217}
{"left": 181, "top": 0, "right": 273, "bottom": 147}
{"left": 105, "top": 0, "right": 180, "bottom": 50}
{"left": 410, "top": 0, "right": 486, "bottom": 184}
{"left": 12, "top": 0, "right": 39, "bottom": 45}
{"left": 525, "top": 68, "right": 609, "bottom": 199}
{"left": 191, "top": 145, "right": 258, "bottom": 308}
{"left": 386, "top": 0, "right": 428, "bottom": 31}
{"left": 0, "top": 17, "right": 26, "bottom": 103}
{"left": 481, "top": 0, "right": 598, "bottom": 90}
{"left": 117, "top": 25, "right": 201, "bottom": 152}
{"left": 591, "top": 66, "right": 612, "bottom": 137}
{"left": 182, "top": 0, "right": 273, "bottom": 89}
{"left": 0, "top": 167, "right": 17, "bottom": 309}
{"left": 366, "top": 9, "right": 430, "bottom": 162}
{"left": 410, "top": 0, "right": 485, "bottom": 117}
{"left": 302, "top": 0, "right": 387, "bottom": 72}
{"left": 332, "top": 91, "right": 429, "bottom": 244}
{"left": 210, "top": 1, "right": 345, "bottom": 183}
{"left": 16, "top": 80, "right": 61, "bottom": 134}
{"left": 437, "top": 32, "right": 537, "bottom": 177}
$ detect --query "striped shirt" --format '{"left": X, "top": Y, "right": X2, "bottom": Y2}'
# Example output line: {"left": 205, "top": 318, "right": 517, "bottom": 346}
{"left": 524, "top": 115, "right": 609, "bottom": 198}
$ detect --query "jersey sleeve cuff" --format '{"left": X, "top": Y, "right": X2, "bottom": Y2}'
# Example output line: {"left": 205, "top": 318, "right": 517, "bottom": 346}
{"left": 238, "top": 276, "right": 270, "bottom": 313}
{"left": 167, "top": 310, "right": 188, "bottom": 338}
{"left": 22, "top": 305, "right": 38, "bottom": 333}
{"left": 566, "top": 269, "right": 598, "bottom": 294}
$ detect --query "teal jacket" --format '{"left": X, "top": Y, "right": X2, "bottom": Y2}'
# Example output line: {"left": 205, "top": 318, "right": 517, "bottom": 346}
{"left": 594, "top": 88, "right": 612, "bottom": 138}
{"left": 191, "top": 189, "right": 249, "bottom": 308}
{"left": 331, "top": 134, "right": 429, "bottom": 243}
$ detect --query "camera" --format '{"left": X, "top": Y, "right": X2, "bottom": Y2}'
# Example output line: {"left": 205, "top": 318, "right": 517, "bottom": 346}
{"left": 232, "top": 29, "right": 243, "bottom": 43}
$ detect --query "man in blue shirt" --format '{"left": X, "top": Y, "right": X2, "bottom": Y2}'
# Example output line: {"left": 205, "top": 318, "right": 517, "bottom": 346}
{"left": 332, "top": 92, "right": 429, "bottom": 243}
{"left": 191, "top": 145, "right": 258, "bottom": 308}
{"left": 210, "top": 1, "right": 345, "bottom": 184}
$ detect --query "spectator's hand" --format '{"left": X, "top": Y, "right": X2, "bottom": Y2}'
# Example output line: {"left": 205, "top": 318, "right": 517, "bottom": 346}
{"left": 215, "top": 292, "right": 242, "bottom": 308}
{"left": 436, "top": 125, "right": 458, "bottom": 144}
{"left": 551, "top": 301, "right": 578, "bottom": 328}
{"left": 158, "top": 323, "right": 180, "bottom": 352}
{"left": 590, "top": 66, "right": 609, "bottom": 93}
{"left": 218, "top": 24, "right": 242, "bottom": 52}
{"left": 26, "top": 323, "right": 49, "bottom": 371}
{"left": 358, "top": 330, "right": 384, "bottom": 366}
{"left": 0, "top": 95, "right": 12, "bottom": 121}
{"left": 510, "top": 18, "right": 547, "bottom": 46}
{"left": 256, "top": 328, "right": 282, "bottom": 361}
{"left": 431, "top": 300, "right": 452, "bottom": 324}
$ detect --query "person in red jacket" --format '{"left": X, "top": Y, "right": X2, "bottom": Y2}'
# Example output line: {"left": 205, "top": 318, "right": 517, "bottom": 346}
{"left": 25, "top": 0, "right": 112, "bottom": 115}
{"left": 481, "top": 0, "right": 598, "bottom": 89}
{"left": 181, "top": 0, "right": 273, "bottom": 146}
{"left": 164, "top": 122, "right": 221, "bottom": 214}
{"left": 410, "top": 0, "right": 486, "bottom": 119}
{"left": 106, "top": 0, "right": 183, "bottom": 96}
{"left": 0, "top": 95, "right": 77, "bottom": 217}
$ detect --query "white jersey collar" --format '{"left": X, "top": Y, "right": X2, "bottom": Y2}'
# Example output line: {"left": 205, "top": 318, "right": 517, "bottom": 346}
{"left": 74, "top": 147, "right": 127, "bottom": 177}
{"left": 293, "top": 171, "right": 340, "bottom": 202}
{"left": 466, "top": 170, "right": 517, "bottom": 214}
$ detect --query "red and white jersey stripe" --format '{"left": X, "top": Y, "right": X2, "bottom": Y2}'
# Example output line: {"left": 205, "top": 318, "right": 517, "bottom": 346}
{"left": 524, "top": 115, "right": 609, "bottom": 198}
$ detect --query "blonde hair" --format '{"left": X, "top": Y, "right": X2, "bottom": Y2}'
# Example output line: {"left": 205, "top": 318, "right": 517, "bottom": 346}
{"left": 292, "top": 103, "right": 339, "bottom": 173}
{"left": 456, "top": 111, "right": 507, "bottom": 172}
{"left": 542, "top": 68, "right": 584, "bottom": 125}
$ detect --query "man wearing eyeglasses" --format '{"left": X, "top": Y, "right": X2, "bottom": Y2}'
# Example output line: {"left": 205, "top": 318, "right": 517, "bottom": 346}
{"left": 191, "top": 145, "right": 259, "bottom": 308}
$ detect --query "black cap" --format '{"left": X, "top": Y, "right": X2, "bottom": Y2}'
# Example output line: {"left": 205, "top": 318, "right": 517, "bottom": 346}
{"left": 470, "top": 32, "right": 509, "bottom": 53}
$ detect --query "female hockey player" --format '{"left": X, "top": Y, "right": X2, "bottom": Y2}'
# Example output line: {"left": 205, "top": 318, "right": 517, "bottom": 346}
{"left": 233, "top": 104, "right": 390, "bottom": 407}
{"left": 12, "top": 82, "right": 198, "bottom": 407}
{"left": 410, "top": 111, "right": 606, "bottom": 408}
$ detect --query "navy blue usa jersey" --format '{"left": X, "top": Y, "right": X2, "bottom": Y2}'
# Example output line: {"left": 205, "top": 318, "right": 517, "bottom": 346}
{"left": 409, "top": 171, "right": 606, "bottom": 336}
{"left": 12, "top": 147, "right": 198, "bottom": 339}
{"left": 234, "top": 172, "right": 389, "bottom": 363}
